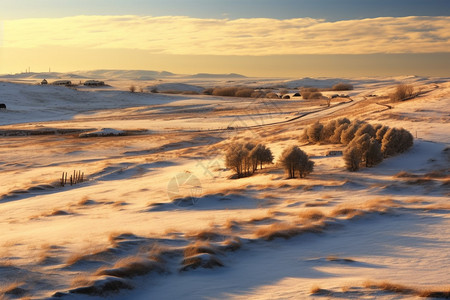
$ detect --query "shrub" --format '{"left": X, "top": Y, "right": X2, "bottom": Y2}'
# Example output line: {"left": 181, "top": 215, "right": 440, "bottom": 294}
{"left": 279, "top": 146, "right": 314, "bottom": 178}
{"left": 301, "top": 87, "right": 321, "bottom": 99}
{"left": 265, "top": 92, "right": 279, "bottom": 99}
{"left": 390, "top": 84, "right": 414, "bottom": 102}
{"left": 321, "top": 119, "right": 337, "bottom": 143}
{"left": 235, "top": 88, "right": 254, "bottom": 98}
{"left": 129, "top": 85, "right": 136, "bottom": 93}
{"left": 305, "top": 122, "right": 324, "bottom": 143}
{"left": 366, "top": 138, "right": 383, "bottom": 167}
{"left": 340, "top": 121, "right": 363, "bottom": 145}
{"left": 355, "top": 123, "right": 376, "bottom": 139}
{"left": 202, "top": 88, "right": 214, "bottom": 95}
{"left": 213, "top": 87, "right": 238, "bottom": 97}
{"left": 375, "top": 125, "right": 390, "bottom": 143}
{"left": 381, "top": 128, "right": 400, "bottom": 157}
{"left": 332, "top": 82, "right": 354, "bottom": 91}
{"left": 330, "top": 122, "right": 349, "bottom": 144}
{"left": 344, "top": 146, "right": 362, "bottom": 171}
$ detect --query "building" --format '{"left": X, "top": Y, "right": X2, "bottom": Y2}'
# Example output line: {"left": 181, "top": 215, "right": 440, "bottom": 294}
{"left": 84, "top": 80, "right": 105, "bottom": 86}
{"left": 41, "top": 79, "right": 48, "bottom": 85}
{"left": 52, "top": 80, "right": 72, "bottom": 86}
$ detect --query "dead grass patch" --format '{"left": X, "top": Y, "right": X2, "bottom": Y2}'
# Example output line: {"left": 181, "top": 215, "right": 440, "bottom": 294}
{"left": 310, "top": 285, "right": 331, "bottom": 295}
{"left": 187, "top": 228, "right": 223, "bottom": 241}
{"left": 95, "top": 256, "right": 163, "bottom": 278}
{"left": 298, "top": 209, "right": 326, "bottom": 221}
{"left": 254, "top": 222, "right": 325, "bottom": 241}
{"left": 219, "top": 238, "right": 242, "bottom": 252}
{"left": 66, "top": 244, "right": 112, "bottom": 266}
{"left": 67, "top": 275, "right": 133, "bottom": 296}
{"left": 362, "top": 280, "right": 449, "bottom": 298}
{"left": 394, "top": 171, "right": 419, "bottom": 178}
{"left": 329, "top": 207, "right": 363, "bottom": 219}
{"left": 326, "top": 255, "right": 355, "bottom": 263}
{"left": 224, "top": 219, "right": 240, "bottom": 230}
{"left": 180, "top": 253, "right": 224, "bottom": 271}
{"left": 184, "top": 241, "right": 218, "bottom": 258}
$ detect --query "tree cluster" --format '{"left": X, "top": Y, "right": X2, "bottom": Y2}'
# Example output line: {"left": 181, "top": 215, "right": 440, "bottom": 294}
{"left": 225, "top": 143, "right": 274, "bottom": 178}
{"left": 302, "top": 119, "right": 414, "bottom": 171}
{"left": 279, "top": 146, "right": 314, "bottom": 178}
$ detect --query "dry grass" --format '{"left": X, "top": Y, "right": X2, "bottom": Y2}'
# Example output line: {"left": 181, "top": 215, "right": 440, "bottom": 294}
{"left": 254, "top": 222, "right": 324, "bottom": 241}
{"left": 66, "top": 244, "right": 112, "bottom": 266}
{"left": 219, "top": 238, "right": 242, "bottom": 252}
{"left": 362, "top": 280, "right": 450, "bottom": 298}
{"left": 298, "top": 209, "right": 326, "bottom": 221}
{"left": 108, "top": 231, "right": 136, "bottom": 247}
{"left": 184, "top": 241, "right": 218, "bottom": 258}
{"left": 394, "top": 171, "right": 419, "bottom": 178}
{"left": 310, "top": 284, "right": 331, "bottom": 295}
{"left": 95, "top": 256, "right": 163, "bottom": 278}
{"left": 224, "top": 218, "right": 240, "bottom": 230}
{"left": 329, "top": 207, "right": 363, "bottom": 219}
{"left": 180, "top": 253, "right": 224, "bottom": 271}
{"left": 326, "top": 255, "right": 355, "bottom": 263}
{"left": 71, "top": 273, "right": 94, "bottom": 288}
{"left": 187, "top": 228, "right": 223, "bottom": 241}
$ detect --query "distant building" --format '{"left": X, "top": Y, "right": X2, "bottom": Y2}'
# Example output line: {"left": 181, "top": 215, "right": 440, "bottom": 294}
{"left": 326, "top": 150, "right": 343, "bottom": 156}
{"left": 84, "top": 80, "right": 105, "bottom": 86}
{"left": 41, "top": 79, "right": 48, "bottom": 85}
{"left": 52, "top": 80, "right": 72, "bottom": 86}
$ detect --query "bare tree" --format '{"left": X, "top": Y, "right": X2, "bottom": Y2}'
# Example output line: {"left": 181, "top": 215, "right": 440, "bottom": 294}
{"left": 390, "top": 84, "right": 414, "bottom": 102}
{"left": 279, "top": 146, "right": 314, "bottom": 178}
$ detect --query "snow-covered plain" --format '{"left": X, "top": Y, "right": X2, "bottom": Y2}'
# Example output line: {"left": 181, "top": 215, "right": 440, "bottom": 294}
{"left": 0, "top": 72, "right": 449, "bottom": 299}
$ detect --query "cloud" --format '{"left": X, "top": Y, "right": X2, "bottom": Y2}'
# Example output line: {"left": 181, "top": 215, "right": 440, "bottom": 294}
{"left": 3, "top": 15, "right": 449, "bottom": 55}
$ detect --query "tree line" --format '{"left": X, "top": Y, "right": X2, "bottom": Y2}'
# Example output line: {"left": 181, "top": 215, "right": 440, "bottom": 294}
{"left": 302, "top": 118, "right": 413, "bottom": 171}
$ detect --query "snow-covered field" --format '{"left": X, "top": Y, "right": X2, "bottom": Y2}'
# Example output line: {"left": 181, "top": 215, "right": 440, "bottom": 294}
{"left": 0, "top": 72, "right": 448, "bottom": 299}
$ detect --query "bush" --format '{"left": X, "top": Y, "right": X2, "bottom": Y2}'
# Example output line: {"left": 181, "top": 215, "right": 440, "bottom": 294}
{"left": 332, "top": 82, "right": 354, "bottom": 91}
{"left": 129, "top": 85, "right": 136, "bottom": 93}
{"left": 235, "top": 88, "right": 255, "bottom": 98}
{"left": 330, "top": 122, "right": 349, "bottom": 144}
{"left": 301, "top": 87, "right": 321, "bottom": 99}
{"left": 381, "top": 128, "right": 414, "bottom": 157}
{"left": 366, "top": 138, "right": 383, "bottom": 167}
{"left": 305, "top": 122, "right": 324, "bottom": 143}
{"left": 265, "top": 92, "right": 279, "bottom": 99}
{"left": 355, "top": 123, "right": 376, "bottom": 139}
{"left": 340, "top": 121, "right": 363, "bottom": 145}
{"left": 203, "top": 88, "right": 214, "bottom": 95}
{"left": 390, "top": 84, "right": 414, "bottom": 102}
{"left": 213, "top": 87, "right": 238, "bottom": 97}
{"left": 375, "top": 125, "right": 390, "bottom": 143}
{"left": 321, "top": 119, "right": 337, "bottom": 143}
{"left": 344, "top": 145, "right": 362, "bottom": 171}
{"left": 279, "top": 146, "right": 314, "bottom": 178}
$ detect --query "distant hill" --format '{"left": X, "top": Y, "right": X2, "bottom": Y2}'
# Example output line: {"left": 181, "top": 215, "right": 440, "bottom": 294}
{"left": 189, "top": 73, "right": 246, "bottom": 79}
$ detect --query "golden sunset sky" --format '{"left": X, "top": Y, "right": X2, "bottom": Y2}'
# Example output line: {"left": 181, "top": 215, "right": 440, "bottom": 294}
{"left": 1, "top": 0, "right": 449, "bottom": 76}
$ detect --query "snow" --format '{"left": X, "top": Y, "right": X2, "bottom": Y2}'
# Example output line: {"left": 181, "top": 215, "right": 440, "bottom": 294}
{"left": 0, "top": 72, "right": 449, "bottom": 299}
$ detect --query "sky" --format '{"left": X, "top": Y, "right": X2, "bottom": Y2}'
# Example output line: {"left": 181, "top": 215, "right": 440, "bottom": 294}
{"left": 0, "top": 0, "right": 449, "bottom": 77}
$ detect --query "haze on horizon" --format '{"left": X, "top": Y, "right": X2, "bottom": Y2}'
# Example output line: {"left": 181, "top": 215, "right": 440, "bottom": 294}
{"left": 1, "top": 0, "right": 449, "bottom": 77}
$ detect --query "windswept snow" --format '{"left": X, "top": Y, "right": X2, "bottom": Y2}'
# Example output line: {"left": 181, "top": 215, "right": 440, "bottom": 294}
{"left": 0, "top": 74, "right": 448, "bottom": 299}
